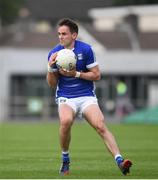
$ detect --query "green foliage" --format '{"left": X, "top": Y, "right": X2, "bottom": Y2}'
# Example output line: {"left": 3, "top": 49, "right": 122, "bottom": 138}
{"left": 0, "top": 0, "right": 24, "bottom": 25}
{"left": 0, "top": 122, "right": 158, "bottom": 178}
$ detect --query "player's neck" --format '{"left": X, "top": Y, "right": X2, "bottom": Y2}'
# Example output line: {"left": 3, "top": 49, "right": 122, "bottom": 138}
{"left": 64, "top": 41, "right": 75, "bottom": 50}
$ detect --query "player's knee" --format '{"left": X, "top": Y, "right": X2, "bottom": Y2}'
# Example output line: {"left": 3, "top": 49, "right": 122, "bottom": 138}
{"left": 96, "top": 126, "right": 106, "bottom": 136}
{"left": 60, "top": 117, "right": 73, "bottom": 129}
{"left": 95, "top": 122, "right": 106, "bottom": 135}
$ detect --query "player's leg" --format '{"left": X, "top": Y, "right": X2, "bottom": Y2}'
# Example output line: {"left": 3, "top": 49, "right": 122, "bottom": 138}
{"left": 83, "top": 104, "right": 120, "bottom": 156}
{"left": 59, "top": 104, "right": 75, "bottom": 151}
{"left": 83, "top": 104, "right": 132, "bottom": 175}
{"left": 58, "top": 103, "right": 75, "bottom": 175}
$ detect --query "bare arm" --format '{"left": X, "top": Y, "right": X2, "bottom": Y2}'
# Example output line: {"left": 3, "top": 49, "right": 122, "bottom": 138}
{"left": 47, "top": 72, "right": 59, "bottom": 88}
{"left": 59, "top": 65, "right": 101, "bottom": 81}
{"left": 79, "top": 65, "right": 101, "bottom": 81}
{"left": 47, "top": 52, "right": 58, "bottom": 88}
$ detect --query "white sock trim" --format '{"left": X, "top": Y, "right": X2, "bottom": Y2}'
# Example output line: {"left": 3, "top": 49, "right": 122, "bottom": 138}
{"left": 115, "top": 154, "right": 122, "bottom": 160}
{"left": 62, "top": 151, "right": 69, "bottom": 155}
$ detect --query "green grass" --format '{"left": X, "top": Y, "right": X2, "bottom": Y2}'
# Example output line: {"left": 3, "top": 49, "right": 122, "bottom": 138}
{"left": 0, "top": 121, "right": 158, "bottom": 179}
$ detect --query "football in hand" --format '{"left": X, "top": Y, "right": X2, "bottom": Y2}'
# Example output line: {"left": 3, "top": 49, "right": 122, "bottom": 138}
{"left": 56, "top": 49, "right": 77, "bottom": 71}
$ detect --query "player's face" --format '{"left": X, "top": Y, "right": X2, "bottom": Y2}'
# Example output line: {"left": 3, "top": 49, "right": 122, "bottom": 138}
{"left": 58, "top": 25, "right": 77, "bottom": 49}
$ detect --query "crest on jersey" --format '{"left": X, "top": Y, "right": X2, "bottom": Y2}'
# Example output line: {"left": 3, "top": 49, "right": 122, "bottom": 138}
{"left": 77, "top": 53, "right": 83, "bottom": 60}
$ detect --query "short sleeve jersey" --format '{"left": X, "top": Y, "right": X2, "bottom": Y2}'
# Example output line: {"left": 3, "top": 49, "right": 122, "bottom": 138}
{"left": 48, "top": 40, "right": 98, "bottom": 98}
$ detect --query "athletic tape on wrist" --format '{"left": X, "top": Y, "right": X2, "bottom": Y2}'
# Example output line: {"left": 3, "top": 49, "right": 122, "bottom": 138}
{"left": 47, "top": 64, "right": 55, "bottom": 73}
{"left": 75, "top": 71, "right": 81, "bottom": 78}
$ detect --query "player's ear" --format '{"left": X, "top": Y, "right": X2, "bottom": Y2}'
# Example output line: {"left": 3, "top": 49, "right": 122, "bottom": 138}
{"left": 72, "top": 32, "right": 77, "bottom": 40}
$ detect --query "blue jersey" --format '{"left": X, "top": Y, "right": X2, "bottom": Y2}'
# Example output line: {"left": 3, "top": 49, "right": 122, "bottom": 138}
{"left": 48, "top": 40, "right": 98, "bottom": 98}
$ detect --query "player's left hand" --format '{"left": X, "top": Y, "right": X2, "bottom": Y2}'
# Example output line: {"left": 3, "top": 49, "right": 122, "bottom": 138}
{"left": 59, "top": 68, "right": 76, "bottom": 77}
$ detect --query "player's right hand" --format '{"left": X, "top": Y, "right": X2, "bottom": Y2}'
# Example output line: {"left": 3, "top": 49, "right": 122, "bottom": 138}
{"left": 48, "top": 52, "right": 58, "bottom": 67}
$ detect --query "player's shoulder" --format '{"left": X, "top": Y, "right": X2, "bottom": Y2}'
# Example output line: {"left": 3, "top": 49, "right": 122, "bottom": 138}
{"left": 75, "top": 40, "right": 92, "bottom": 50}
{"left": 48, "top": 44, "right": 64, "bottom": 61}
{"left": 49, "top": 44, "right": 64, "bottom": 53}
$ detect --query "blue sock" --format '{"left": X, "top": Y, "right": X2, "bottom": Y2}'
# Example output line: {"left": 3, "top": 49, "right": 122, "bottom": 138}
{"left": 62, "top": 151, "right": 70, "bottom": 163}
{"left": 115, "top": 154, "right": 124, "bottom": 166}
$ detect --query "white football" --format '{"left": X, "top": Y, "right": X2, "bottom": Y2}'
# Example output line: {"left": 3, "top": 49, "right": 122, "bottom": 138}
{"left": 56, "top": 49, "right": 77, "bottom": 71}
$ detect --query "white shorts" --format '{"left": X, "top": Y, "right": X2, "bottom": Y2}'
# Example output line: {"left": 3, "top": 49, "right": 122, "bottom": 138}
{"left": 57, "top": 96, "right": 98, "bottom": 118}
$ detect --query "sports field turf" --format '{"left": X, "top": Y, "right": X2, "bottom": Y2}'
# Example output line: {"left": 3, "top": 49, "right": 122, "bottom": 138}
{"left": 0, "top": 121, "right": 158, "bottom": 179}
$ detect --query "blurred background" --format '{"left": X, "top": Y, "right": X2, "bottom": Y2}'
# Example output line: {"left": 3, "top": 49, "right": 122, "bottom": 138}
{"left": 0, "top": 0, "right": 158, "bottom": 123}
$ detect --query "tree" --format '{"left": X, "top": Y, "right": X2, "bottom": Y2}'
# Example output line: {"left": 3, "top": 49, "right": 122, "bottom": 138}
{"left": 0, "top": 0, "right": 24, "bottom": 26}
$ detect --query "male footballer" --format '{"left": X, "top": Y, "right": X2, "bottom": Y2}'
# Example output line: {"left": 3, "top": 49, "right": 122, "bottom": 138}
{"left": 47, "top": 18, "right": 132, "bottom": 175}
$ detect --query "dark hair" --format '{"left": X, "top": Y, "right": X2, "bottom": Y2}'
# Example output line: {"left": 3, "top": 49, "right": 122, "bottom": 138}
{"left": 57, "top": 18, "right": 78, "bottom": 34}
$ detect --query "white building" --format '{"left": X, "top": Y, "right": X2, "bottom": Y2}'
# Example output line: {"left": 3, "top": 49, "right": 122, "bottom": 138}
{"left": 1, "top": 5, "right": 158, "bottom": 120}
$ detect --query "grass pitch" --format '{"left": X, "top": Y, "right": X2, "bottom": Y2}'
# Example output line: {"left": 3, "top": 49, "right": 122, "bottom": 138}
{"left": 0, "top": 121, "right": 158, "bottom": 179}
